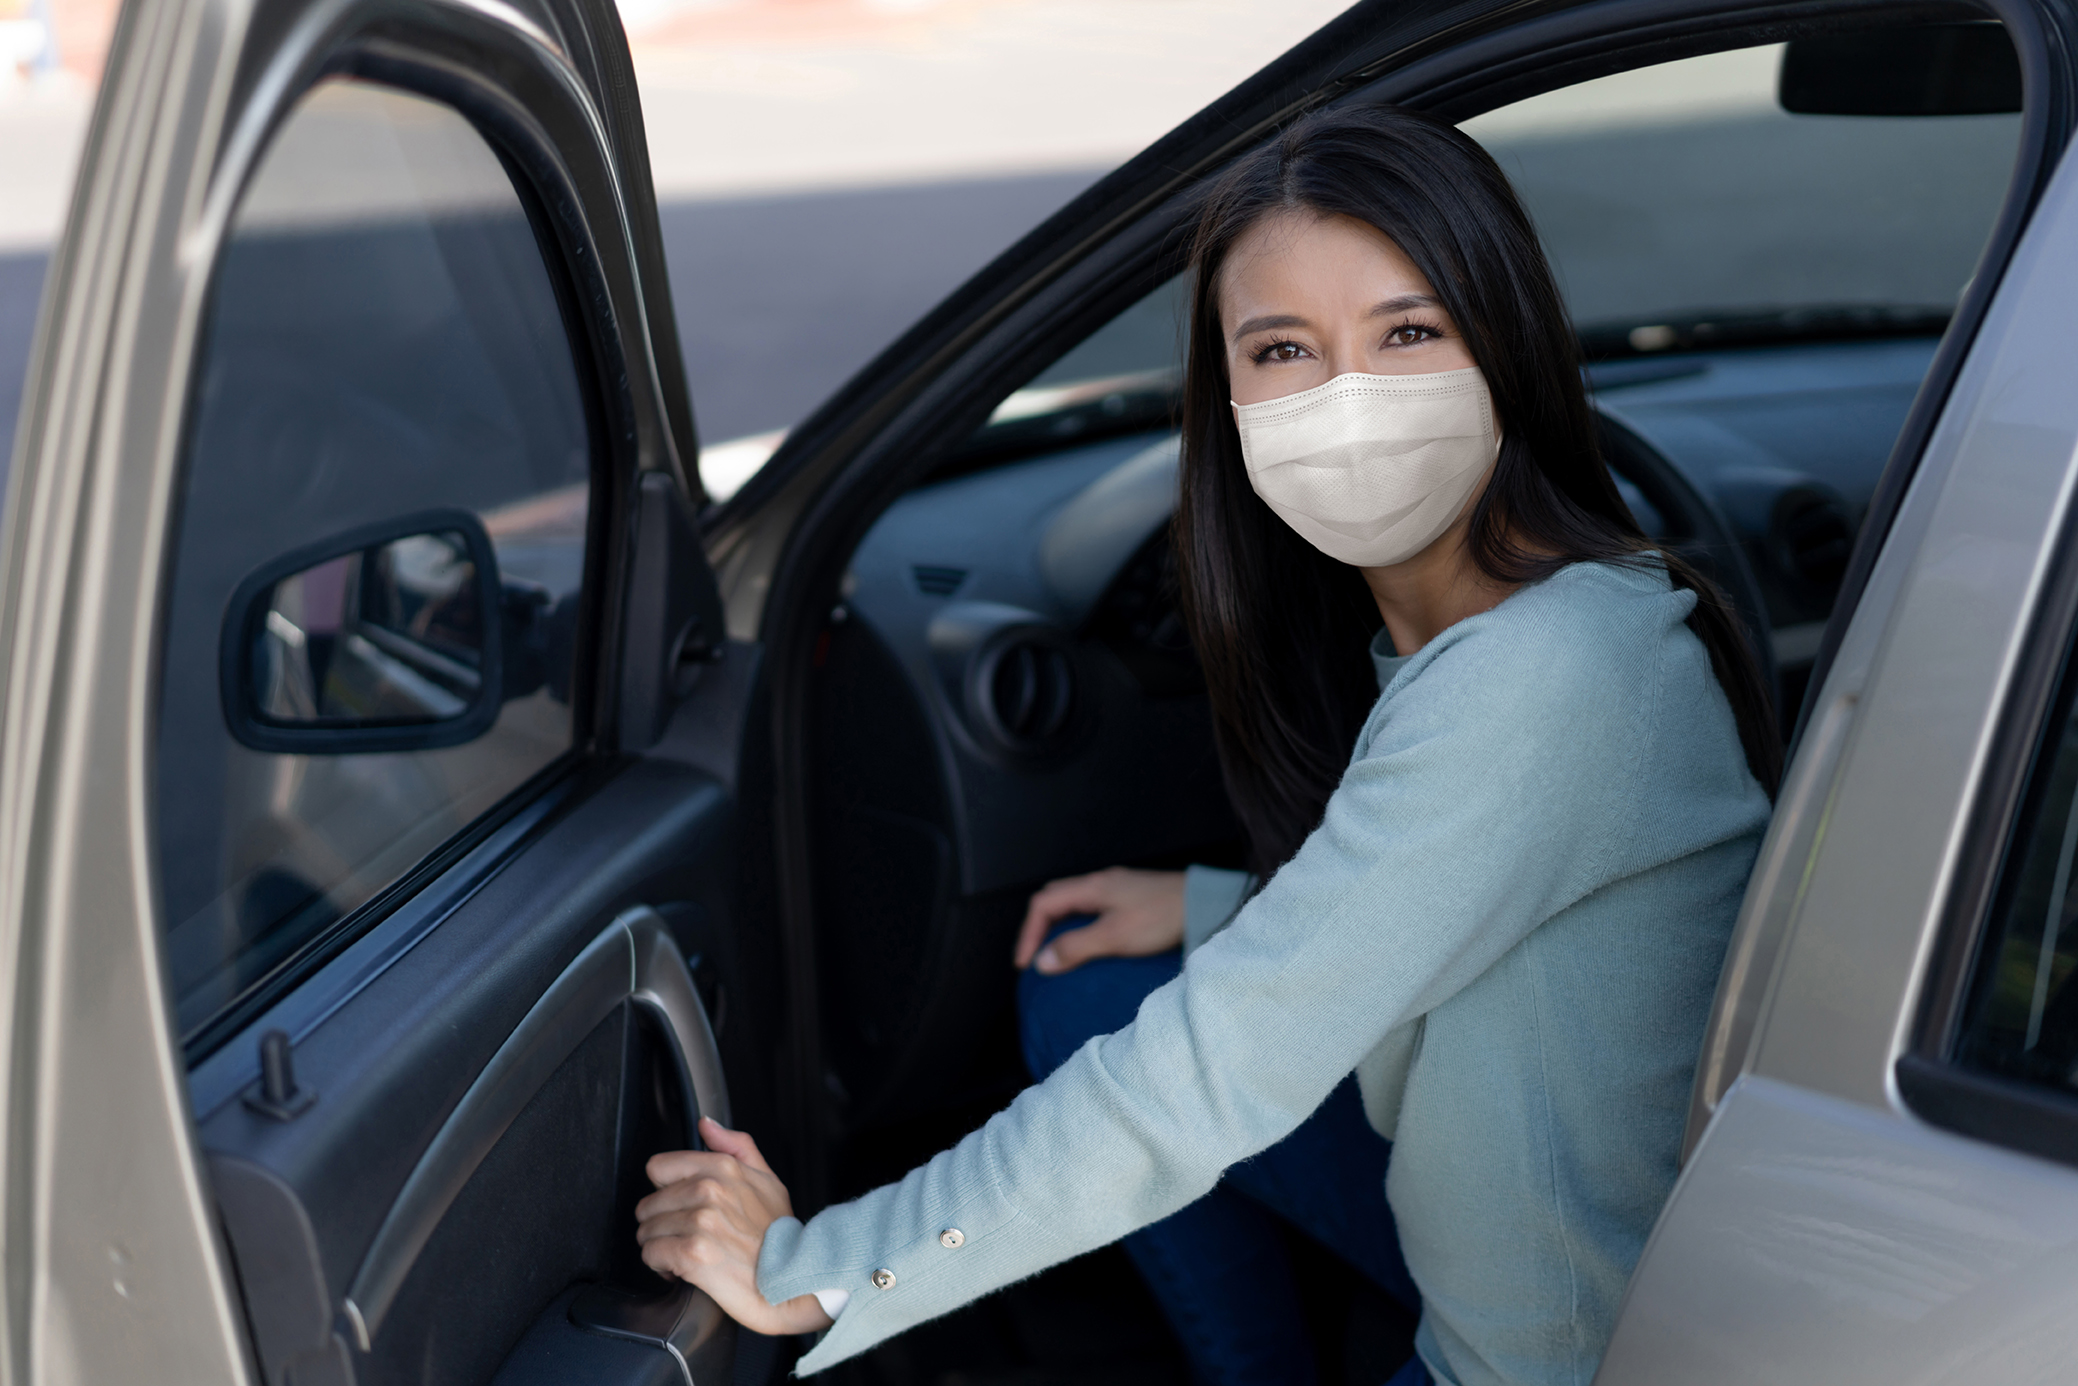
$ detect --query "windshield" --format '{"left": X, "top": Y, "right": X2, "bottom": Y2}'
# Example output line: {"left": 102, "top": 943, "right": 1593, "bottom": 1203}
{"left": 966, "top": 36, "right": 2022, "bottom": 453}
{"left": 1462, "top": 42, "right": 2021, "bottom": 353}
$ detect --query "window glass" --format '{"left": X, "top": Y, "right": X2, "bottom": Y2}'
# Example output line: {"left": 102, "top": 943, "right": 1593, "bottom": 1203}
{"left": 1462, "top": 42, "right": 2021, "bottom": 345}
{"left": 976, "top": 37, "right": 2024, "bottom": 457}
{"left": 1958, "top": 647, "right": 2078, "bottom": 1089}
{"left": 157, "top": 80, "right": 591, "bottom": 1042}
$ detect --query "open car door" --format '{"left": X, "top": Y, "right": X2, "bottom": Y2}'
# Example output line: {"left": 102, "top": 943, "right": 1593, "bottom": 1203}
{"left": 0, "top": 1, "right": 767, "bottom": 1382}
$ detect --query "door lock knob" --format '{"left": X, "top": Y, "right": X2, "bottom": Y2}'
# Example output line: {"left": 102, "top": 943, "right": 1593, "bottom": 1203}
{"left": 243, "top": 1029, "right": 317, "bottom": 1121}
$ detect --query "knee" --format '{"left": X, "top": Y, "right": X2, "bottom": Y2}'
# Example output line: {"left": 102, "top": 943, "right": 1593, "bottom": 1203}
{"left": 1016, "top": 956, "right": 1112, "bottom": 1081}
{"left": 1015, "top": 925, "right": 1179, "bottom": 1080}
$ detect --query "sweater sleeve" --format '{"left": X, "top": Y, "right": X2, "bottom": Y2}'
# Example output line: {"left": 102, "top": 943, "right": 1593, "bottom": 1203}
{"left": 1182, "top": 865, "right": 1253, "bottom": 956}
{"left": 761, "top": 577, "right": 1724, "bottom": 1374}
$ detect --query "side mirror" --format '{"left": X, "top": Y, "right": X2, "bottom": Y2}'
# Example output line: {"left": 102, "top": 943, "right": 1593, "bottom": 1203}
{"left": 1780, "top": 22, "right": 2021, "bottom": 116}
{"left": 220, "top": 510, "right": 512, "bottom": 754}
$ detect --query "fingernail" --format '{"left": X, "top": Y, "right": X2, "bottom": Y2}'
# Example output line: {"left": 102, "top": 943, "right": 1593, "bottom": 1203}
{"left": 1035, "top": 947, "right": 1059, "bottom": 973}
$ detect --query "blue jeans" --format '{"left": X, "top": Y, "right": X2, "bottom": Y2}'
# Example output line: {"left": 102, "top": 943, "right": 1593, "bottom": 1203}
{"left": 1018, "top": 922, "right": 1428, "bottom": 1386}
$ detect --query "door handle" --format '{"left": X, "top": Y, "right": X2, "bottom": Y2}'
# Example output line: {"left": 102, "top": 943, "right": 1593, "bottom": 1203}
{"left": 568, "top": 1279, "right": 732, "bottom": 1386}
{"left": 626, "top": 906, "right": 732, "bottom": 1131}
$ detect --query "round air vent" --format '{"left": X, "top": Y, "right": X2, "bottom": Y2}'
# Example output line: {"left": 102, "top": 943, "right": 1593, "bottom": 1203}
{"left": 928, "top": 602, "right": 1090, "bottom": 763}
{"left": 969, "top": 635, "right": 1076, "bottom": 750}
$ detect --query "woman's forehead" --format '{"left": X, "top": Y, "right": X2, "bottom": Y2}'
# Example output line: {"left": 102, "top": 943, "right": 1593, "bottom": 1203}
{"left": 1220, "top": 213, "right": 1435, "bottom": 324}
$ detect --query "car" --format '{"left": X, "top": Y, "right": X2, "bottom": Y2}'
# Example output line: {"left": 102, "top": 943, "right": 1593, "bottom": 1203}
{"left": 1, "top": 0, "right": 2073, "bottom": 1383}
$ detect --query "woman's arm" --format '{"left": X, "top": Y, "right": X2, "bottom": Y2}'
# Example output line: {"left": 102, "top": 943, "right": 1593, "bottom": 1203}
{"left": 650, "top": 573, "right": 1756, "bottom": 1372}
{"left": 1182, "top": 864, "right": 1253, "bottom": 954}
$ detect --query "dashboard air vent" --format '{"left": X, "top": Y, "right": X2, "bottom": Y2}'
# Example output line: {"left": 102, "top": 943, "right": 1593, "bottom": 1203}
{"left": 975, "top": 638, "right": 1075, "bottom": 748}
{"left": 912, "top": 565, "right": 968, "bottom": 597}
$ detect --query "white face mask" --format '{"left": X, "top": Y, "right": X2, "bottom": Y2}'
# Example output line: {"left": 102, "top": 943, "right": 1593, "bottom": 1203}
{"left": 1231, "top": 366, "right": 1500, "bottom": 568}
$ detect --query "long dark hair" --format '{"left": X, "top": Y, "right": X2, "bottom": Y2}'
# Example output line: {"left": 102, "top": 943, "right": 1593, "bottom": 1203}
{"left": 1175, "top": 105, "right": 1781, "bottom": 874}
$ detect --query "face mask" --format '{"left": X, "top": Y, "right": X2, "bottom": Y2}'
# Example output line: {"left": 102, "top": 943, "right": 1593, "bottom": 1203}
{"left": 1231, "top": 366, "right": 1500, "bottom": 568}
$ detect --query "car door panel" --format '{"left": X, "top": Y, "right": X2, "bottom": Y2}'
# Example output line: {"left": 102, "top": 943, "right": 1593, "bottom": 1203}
{"left": 0, "top": 0, "right": 751, "bottom": 1377}
{"left": 340, "top": 910, "right": 706, "bottom": 1350}
{"left": 196, "top": 761, "right": 738, "bottom": 1384}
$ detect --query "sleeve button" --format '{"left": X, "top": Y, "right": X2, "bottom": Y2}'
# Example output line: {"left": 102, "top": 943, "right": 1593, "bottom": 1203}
{"left": 939, "top": 1228, "right": 964, "bottom": 1249}
{"left": 871, "top": 1268, "right": 896, "bottom": 1290}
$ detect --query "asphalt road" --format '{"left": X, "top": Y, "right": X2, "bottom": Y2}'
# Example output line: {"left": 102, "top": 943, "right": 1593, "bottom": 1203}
{"left": 0, "top": 167, "right": 1103, "bottom": 502}
{"left": 657, "top": 167, "right": 1100, "bottom": 445}
{"left": 0, "top": 102, "right": 2027, "bottom": 493}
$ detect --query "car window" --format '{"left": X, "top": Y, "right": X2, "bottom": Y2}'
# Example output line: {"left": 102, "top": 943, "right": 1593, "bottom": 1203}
{"left": 976, "top": 40, "right": 2022, "bottom": 449}
{"left": 1956, "top": 642, "right": 2078, "bottom": 1091}
{"left": 943, "top": 35, "right": 2021, "bottom": 741}
{"left": 1462, "top": 42, "right": 2021, "bottom": 350}
{"left": 156, "top": 80, "right": 592, "bottom": 1046}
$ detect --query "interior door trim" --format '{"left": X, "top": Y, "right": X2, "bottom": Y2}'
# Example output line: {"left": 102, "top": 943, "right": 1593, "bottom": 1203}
{"left": 340, "top": 906, "right": 723, "bottom": 1349}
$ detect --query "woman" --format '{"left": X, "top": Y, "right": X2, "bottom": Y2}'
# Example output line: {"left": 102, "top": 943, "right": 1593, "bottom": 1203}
{"left": 634, "top": 105, "right": 1778, "bottom": 1386}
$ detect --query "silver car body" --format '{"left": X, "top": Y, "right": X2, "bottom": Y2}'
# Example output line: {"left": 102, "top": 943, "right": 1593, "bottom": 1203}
{"left": 1599, "top": 89, "right": 2078, "bottom": 1386}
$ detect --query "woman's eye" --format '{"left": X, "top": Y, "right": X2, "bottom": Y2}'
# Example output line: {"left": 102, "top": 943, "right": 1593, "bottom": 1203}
{"left": 1256, "top": 341, "right": 1307, "bottom": 363}
{"left": 1386, "top": 326, "right": 1435, "bottom": 347}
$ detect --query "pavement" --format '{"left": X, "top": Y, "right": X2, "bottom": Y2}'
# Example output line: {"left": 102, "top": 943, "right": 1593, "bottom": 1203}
{"left": 659, "top": 167, "right": 1116, "bottom": 444}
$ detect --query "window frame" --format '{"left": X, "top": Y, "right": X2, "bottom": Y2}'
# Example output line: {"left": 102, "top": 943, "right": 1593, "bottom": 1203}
{"left": 1904, "top": 481, "right": 2078, "bottom": 1168}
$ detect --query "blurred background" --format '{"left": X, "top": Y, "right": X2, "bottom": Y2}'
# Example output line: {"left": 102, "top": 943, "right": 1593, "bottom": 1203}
{"left": 0, "top": 0, "right": 1350, "bottom": 491}
{"left": 0, "top": 1, "right": 2021, "bottom": 503}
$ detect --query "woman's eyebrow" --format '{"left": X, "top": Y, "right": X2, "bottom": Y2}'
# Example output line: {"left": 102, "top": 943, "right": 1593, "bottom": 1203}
{"left": 1232, "top": 296, "right": 1440, "bottom": 340}
{"left": 1232, "top": 313, "right": 1308, "bottom": 338}
{"left": 1368, "top": 294, "right": 1440, "bottom": 317}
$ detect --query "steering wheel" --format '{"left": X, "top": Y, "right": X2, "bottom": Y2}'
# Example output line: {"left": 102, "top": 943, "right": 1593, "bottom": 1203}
{"left": 1596, "top": 412, "right": 1781, "bottom": 715}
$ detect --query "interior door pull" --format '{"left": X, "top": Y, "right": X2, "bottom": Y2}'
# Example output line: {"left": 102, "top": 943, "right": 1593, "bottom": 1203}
{"left": 568, "top": 1280, "right": 732, "bottom": 1386}
{"left": 341, "top": 907, "right": 727, "bottom": 1351}
{"left": 629, "top": 912, "right": 731, "bottom": 1130}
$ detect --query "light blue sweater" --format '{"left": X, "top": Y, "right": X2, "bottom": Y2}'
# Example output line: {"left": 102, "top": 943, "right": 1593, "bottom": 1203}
{"left": 760, "top": 561, "right": 1770, "bottom": 1384}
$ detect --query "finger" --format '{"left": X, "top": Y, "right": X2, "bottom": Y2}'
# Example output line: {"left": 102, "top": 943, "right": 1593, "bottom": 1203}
{"left": 637, "top": 1203, "right": 742, "bottom": 1248}
{"left": 635, "top": 1209, "right": 701, "bottom": 1245}
{"left": 1016, "top": 875, "right": 1116, "bottom": 967}
{"left": 636, "top": 1174, "right": 731, "bottom": 1222}
{"left": 1012, "top": 908, "right": 1051, "bottom": 969}
{"left": 699, "top": 1117, "right": 774, "bottom": 1176}
{"left": 640, "top": 1239, "right": 683, "bottom": 1281}
{"left": 646, "top": 1148, "right": 737, "bottom": 1189}
{"left": 641, "top": 1232, "right": 727, "bottom": 1278}
{"left": 1034, "top": 915, "right": 1119, "bottom": 974}
{"left": 1015, "top": 879, "right": 1098, "bottom": 967}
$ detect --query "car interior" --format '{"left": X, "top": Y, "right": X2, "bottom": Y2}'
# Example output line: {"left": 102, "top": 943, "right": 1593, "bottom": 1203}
{"left": 158, "top": 6, "right": 2045, "bottom": 1386}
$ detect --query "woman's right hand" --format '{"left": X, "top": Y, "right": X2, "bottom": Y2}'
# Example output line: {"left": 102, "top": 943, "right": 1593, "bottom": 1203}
{"left": 1013, "top": 867, "right": 1187, "bottom": 974}
{"left": 636, "top": 1118, "right": 832, "bottom": 1336}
